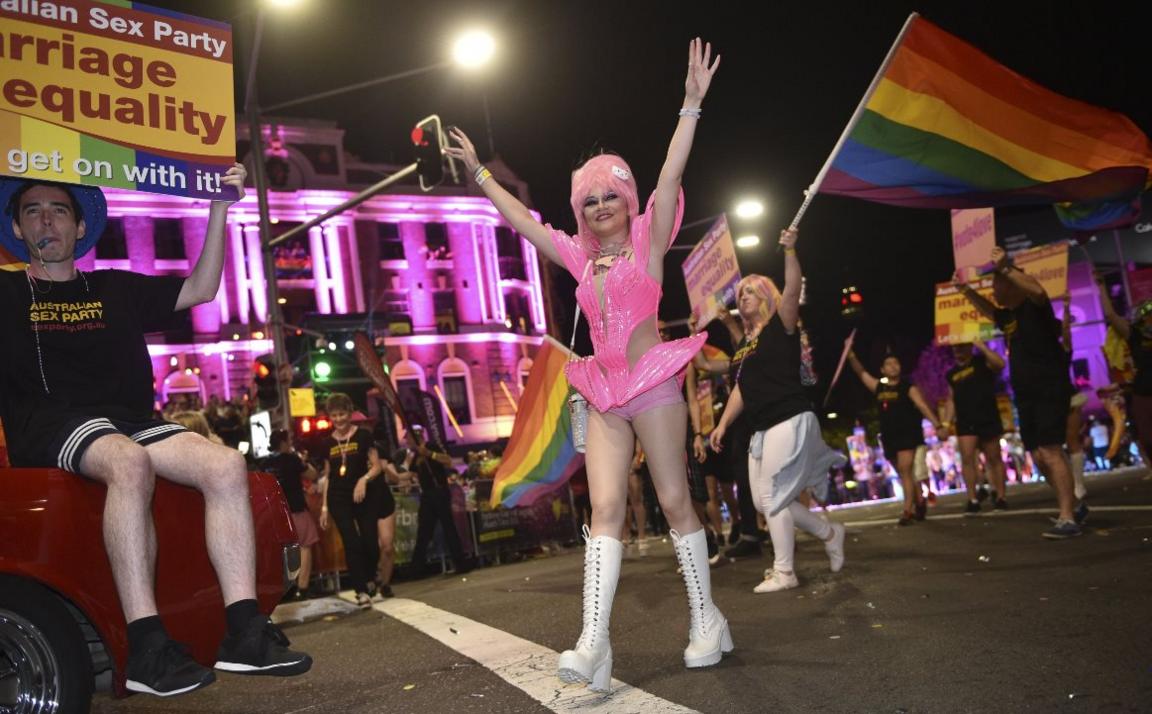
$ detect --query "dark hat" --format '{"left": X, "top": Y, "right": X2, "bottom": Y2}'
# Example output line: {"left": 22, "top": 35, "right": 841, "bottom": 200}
{"left": 0, "top": 178, "right": 107, "bottom": 261}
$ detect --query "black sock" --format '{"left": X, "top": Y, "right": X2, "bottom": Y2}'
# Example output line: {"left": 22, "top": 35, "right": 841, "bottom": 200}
{"left": 127, "top": 615, "right": 167, "bottom": 654}
{"left": 225, "top": 599, "right": 261, "bottom": 636}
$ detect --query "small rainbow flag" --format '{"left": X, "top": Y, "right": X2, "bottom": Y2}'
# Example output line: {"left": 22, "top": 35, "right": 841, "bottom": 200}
{"left": 490, "top": 337, "right": 584, "bottom": 509}
{"left": 820, "top": 14, "right": 1152, "bottom": 231}
{"left": 0, "top": 244, "right": 24, "bottom": 271}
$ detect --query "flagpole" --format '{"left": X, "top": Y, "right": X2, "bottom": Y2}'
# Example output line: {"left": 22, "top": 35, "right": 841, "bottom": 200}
{"left": 788, "top": 11, "right": 921, "bottom": 230}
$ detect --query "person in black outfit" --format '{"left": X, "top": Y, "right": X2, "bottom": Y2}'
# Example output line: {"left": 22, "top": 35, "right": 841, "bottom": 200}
{"left": 319, "top": 393, "right": 384, "bottom": 606}
{"left": 0, "top": 172, "right": 310, "bottom": 696}
{"left": 262, "top": 430, "right": 319, "bottom": 599}
{"left": 847, "top": 348, "right": 942, "bottom": 526}
{"left": 941, "top": 340, "right": 1009, "bottom": 513}
{"left": 954, "top": 247, "right": 1085, "bottom": 538}
{"left": 1098, "top": 278, "right": 1152, "bottom": 467}
{"left": 395, "top": 428, "right": 474, "bottom": 576}
{"left": 710, "top": 229, "right": 847, "bottom": 594}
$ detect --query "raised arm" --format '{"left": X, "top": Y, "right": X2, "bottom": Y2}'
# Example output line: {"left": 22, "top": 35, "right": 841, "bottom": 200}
{"left": 777, "top": 228, "right": 802, "bottom": 332}
{"left": 177, "top": 163, "right": 246, "bottom": 310}
{"left": 846, "top": 340, "right": 879, "bottom": 393}
{"left": 952, "top": 270, "right": 1000, "bottom": 322}
{"left": 1096, "top": 274, "right": 1131, "bottom": 339}
{"left": 648, "top": 38, "right": 720, "bottom": 268}
{"left": 991, "top": 247, "right": 1047, "bottom": 304}
{"left": 972, "top": 339, "right": 1005, "bottom": 372}
{"left": 446, "top": 127, "right": 562, "bottom": 266}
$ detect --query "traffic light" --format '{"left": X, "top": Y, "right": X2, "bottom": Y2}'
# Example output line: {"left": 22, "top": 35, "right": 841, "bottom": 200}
{"left": 311, "top": 353, "right": 333, "bottom": 383}
{"left": 253, "top": 354, "right": 279, "bottom": 408}
{"left": 411, "top": 114, "right": 445, "bottom": 191}
{"left": 841, "top": 286, "right": 864, "bottom": 319}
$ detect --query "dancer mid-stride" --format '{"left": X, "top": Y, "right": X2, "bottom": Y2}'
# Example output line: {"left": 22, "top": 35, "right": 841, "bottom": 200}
{"left": 448, "top": 38, "right": 728, "bottom": 691}
{"left": 710, "top": 230, "right": 848, "bottom": 594}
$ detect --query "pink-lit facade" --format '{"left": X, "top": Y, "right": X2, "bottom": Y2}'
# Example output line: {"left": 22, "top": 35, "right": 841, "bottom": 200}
{"left": 109, "top": 118, "right": 551, "bottom": 444}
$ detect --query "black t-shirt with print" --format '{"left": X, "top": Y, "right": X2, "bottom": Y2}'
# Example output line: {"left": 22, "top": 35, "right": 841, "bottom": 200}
{"left": 946, "top": 353, "right": 1001, "bottom": 426}
{"left": 325, "top": 427, "right": 375, "bottom": 499}
{"left": 993, "top": 300, "right": 1070, "bottom": 397}
{"left": 735, "top": 318, "right": 812, "bottom": 432}
{"left": 724, "top": 335, "right": 754, "bottom": 444}
{"left": 875, "top": 380, "right": 923, "bottom": 445}
{"left": 0, "top": 270, "right": 183, "bottom": 458}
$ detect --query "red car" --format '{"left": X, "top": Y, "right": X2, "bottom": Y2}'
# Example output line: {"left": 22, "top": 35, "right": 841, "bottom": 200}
{"left": 0, "top": 466, "right": 300, "bottom": 712}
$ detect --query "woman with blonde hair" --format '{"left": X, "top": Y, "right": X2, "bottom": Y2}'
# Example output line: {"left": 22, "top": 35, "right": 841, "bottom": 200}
{"left": 711, "top": 230, "right": 848, "bottom": 593}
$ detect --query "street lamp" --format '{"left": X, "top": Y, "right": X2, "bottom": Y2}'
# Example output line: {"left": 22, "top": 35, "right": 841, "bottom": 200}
{"left": 668, "top": 196, "right": 768, "bottom": 251}
{"left": 735, "top": 234, "right": 761, "bottom": 249}
{"left": 734, "top": 199, "right": 765, "bottom": 219}
{"left": 453, "top": 30, "right": 496, "bottom": 69}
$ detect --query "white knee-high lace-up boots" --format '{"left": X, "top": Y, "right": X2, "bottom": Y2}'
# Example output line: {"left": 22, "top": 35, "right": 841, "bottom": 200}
{"left": 671, "top": 528, "right": 734, "bottom": 668}
{"left": 557, "top": 527, "right": 622, "bottom": 692}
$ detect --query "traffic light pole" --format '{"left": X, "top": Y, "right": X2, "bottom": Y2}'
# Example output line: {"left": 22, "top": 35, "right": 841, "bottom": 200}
{"left": 266, "top": 163, "right": 418, "bottom": 248}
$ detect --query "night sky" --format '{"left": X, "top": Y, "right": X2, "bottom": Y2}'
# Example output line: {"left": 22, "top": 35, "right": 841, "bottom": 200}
{"left": 167, "top": 0, "right": 1151, "bottom": 417}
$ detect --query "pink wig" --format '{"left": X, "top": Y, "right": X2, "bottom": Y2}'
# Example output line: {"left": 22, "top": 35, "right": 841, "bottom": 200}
{"left": 736, "top": 274, "right": 782, "bottom": 329}
{"left": 569, "top": 154, "right": 640, "bottom": 258}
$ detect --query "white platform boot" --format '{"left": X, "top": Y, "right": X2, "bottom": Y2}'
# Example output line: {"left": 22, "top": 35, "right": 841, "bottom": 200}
{"left": 557, "top": 527, "right": 623, "bottom": 692}
{"left": 672, "top": 528, "right": 734, "bottom": 668}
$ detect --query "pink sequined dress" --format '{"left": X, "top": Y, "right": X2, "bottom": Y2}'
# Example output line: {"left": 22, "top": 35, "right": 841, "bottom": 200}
{"left": 549, "top": 190, "right": 706, "bottom": 413}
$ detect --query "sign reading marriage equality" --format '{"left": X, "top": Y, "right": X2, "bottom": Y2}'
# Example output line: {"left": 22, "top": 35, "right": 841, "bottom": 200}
{"left": 682, "top": 214, "right": 741, "bottom": 327}
{"left": 0, "top": 0, "right": 237, "bottom": 200}
{"left": 934, "top": 242, "right": 1069, "bottom": 345}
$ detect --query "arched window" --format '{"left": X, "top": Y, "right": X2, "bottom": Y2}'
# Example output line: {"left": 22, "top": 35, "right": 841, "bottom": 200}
{"left": 437, "top": 358, "right": 474, "bottom": 425}
{"left": 390, "top": 359, "right": 425, "bottom": 416}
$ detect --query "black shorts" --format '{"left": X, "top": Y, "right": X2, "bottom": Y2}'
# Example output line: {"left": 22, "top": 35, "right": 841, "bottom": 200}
{"left": 374, "top": 481, "right": 396, "bottom": 519}
{"left": 956, "top": 419, "right": 1003, "bottom": 441}
{"left": 22, "top": 414, "right": 188, "bottom": 473}
{"left": 685, "top": 433, "right": 708, "bottom": 504}
{"left": 881, "top": 431, "right": 922, "bottom": 462}
{"left": 1016, "top": 387, "right": 1072, "bottom": 451}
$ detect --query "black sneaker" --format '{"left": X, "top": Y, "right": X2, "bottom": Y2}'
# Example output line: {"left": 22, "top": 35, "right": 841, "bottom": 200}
{"left": 914, "top": 499, "right": 928, "bottom": 521}
{"left": 727, "top": 522, "right": 742, "bottom": 545}
{"left": 1042, "top": 519, "right": 1082, "bottom": 540}
{"left": 376, "top": 583, "right": 394, "bottom": 599}
{"left": 965, "top": 500, "right": 981, "bottom": 516}
{"left": 126, "top": 636, "right": 216, "bottom": 697}
{"left": 976, "top": 484, "right": 990, "bottom": 503}
{"left": 215, "top": 617, "right": 312, "bottom": 676}
{"left": 724, "top": 538, "right": 762, "bottom": 560}
{"left": 1073, "top": 501, "right": 1090, "bottom": 525}
{"left": 898, "top": 512, "right": 915, "bottom": 527}
{"left": 993, "top": 498, "right": 1008, "bottom": 511}
{"left": 706, "top": 532, "right": 720, "bottom": 565}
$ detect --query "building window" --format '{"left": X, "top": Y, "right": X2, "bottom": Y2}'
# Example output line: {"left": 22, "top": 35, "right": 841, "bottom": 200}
{"left": 95, "top": 218, "right": 128, "bottom": 259}
{"left": 503, "top": 289, "right": 533, "bottom": 334}
{"left": 377, "top": 222, "right": 405, "bottom": 260}
{"left": 153, "top": 218, "right": 185, "bottom": 259}
{"left": 425, "top": 222, "right": 450, "bottom": 260}
{"left": 391, "top": 360, "right": 426, "bottom": 418}
{"left": 270, "top": 222, "right": 311, "bottom": 279}
{"left": 495, "top": 226, "right": 521, "bottom": 259}
{"left": 438, "top": 358, "right": 473, "bottom": 426}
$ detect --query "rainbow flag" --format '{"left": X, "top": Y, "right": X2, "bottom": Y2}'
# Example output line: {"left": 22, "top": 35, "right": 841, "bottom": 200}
{"left": 490, "top": 337, "right": 583, "bottom": 508}
{"left": 0, "top": 244, "right": 24, "bottom": 271}
{"left": 820, "top": 14, "right": 1152, "bottom": 231}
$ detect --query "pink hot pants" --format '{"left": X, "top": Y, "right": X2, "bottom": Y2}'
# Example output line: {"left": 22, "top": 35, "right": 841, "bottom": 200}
{"left": 601, "top": 378, "right": 684, "bottom": 422}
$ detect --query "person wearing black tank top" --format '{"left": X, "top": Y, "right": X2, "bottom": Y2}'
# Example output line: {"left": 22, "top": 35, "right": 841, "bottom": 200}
{"left": 710, "top": 230, "right": 847, "bottom": 594}
{"left": 847, "top": 349, "right": 943, "bottom": 526}
{"left": 954, "top": 247, "right": 1084, "bottom": 539}
{"left": 940, "top": 340, "right": 1009, "bottom": 514}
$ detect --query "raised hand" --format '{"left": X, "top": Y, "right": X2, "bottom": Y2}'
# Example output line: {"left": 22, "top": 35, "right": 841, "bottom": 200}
{"left": 215, "top": 162, "right": 246, "bottom": 206}
{"left": 445, "top": 127, "right": 482, "bottom": 174}
{"left": 779, "top": 228, "right": 798, "bottom": 250}
{"left": 684, "top": 37, "right": 721, "bottom": 105}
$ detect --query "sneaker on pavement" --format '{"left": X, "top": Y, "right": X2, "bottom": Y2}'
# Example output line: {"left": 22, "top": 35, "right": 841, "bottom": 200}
{"left": 1073, "top": 500, "right": 1090, "bottom": 525}
{"left": 727, "top": 522, "right": 741, "bottom": 545}
{"left": 354, "top": 591, "right": 372, "bottom": 608}
{"left": 898, "top": 511, "right": 915, "bottom": 527}
{"left": 976, "top": 484, "right": 990, "bottom": 503}
{"left": 706, "top": 533, "right": 721, "bottom": 565}
{"left": 724, "top": 538, "right": 762, "bottom": 560}
{"left": 1042, "top": 519, "right": 1082, "bottom": 540}
{"left": 993, "top": 498, "right": 1008, "bottom": 511}
{"left": 824, "top": 522, "right": 846, "bottom": 573}
{"left": 376, "top": 583, "right": 394, "bottom": 599}
{"left": 965, "top": 500, "right": 981, "bottom": 516}
{"left": 753, "top": 569, "right": 799, "bottom": 593}
{"left": 914, "top": 499, "right": 928, "bottom": 521}
{"left": 126, "top": 636, "right": 216, "bottom": 697}
{"left": 215, "top": 617, "right": 313, "bottom": 676}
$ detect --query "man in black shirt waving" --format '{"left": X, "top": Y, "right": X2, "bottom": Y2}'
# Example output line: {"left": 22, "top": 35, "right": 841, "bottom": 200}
{"left": 954, "top": 247, "right": 1086, "bottom": 538}
{"left": 0, "top": 172, "right": 311, "bottom": 697}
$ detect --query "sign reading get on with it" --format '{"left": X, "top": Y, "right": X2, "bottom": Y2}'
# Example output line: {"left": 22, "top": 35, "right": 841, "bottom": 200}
{"left": 0, "top": 0, "right": 237, "bottom": 200}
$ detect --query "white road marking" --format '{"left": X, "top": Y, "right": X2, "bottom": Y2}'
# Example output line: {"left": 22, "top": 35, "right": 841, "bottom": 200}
{"left": 843, "top": 504, "right": 1152, "bottom": 528}
{"left": 374, "top": 597, "right": 700, "bottom": 714}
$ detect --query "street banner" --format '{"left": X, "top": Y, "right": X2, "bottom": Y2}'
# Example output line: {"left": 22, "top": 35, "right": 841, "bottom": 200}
{"left": 951, "top": 208, "right": 996, "bottom": 272}
{"left": 682, "top": 214, "right": 741, "bottom": 327}
{"left": 0, "top": 0, "right": 237, "bottom": 200}
{"left": 935, "top": 242, "right": 1070, "bottom": 345}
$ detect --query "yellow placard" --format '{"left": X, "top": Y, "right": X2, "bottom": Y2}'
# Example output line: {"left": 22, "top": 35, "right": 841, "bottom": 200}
{"left": 289, "top": 388, "right": 316, "bottom": 417}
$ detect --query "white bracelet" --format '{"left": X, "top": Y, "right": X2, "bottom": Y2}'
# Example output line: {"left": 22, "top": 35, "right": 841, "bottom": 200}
{"left": 679, "top": 107, "right": 702, "bottom": 118}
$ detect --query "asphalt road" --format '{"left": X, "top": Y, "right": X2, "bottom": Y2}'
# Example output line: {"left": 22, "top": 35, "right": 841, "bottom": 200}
{"left": 91, "top": 468, "right": 1152, "bottom": 713}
